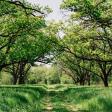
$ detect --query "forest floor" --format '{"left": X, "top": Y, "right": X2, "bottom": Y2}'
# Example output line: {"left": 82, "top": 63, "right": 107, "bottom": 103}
{"left": 0, "top": 85, "right": 111, "bottom": 112}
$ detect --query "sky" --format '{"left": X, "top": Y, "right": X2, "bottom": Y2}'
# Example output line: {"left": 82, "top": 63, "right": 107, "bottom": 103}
{"left": 28, "top": 0, "right": 63, "bottom": 21}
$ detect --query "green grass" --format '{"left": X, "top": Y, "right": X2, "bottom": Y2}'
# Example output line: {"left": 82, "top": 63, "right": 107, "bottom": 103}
{"left": 0, "top": 85, "right": 112, "bottom": 112}
{"left": 0, "top": 85, "right": 47, "bottom": 112}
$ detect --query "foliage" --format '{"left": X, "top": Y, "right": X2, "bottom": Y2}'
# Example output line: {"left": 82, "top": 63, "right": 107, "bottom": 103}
{"left": 0, "top": 0, "right": 55, "bottom": 70}
{"left": 27, "top": 64, "right": 73, "bottom": 84}
{"left": 0, "top": 72, "right": 12, "bottom": 85}
{"left": 0, "top": 0, "right": 58, "bottom": 84}
{"left": 58, "top": 0, "right": 112, "bottom": 87}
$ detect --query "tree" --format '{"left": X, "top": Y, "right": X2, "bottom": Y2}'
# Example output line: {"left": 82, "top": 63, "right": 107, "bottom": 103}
{"left": 4, "top": 62, "right": 31, "bottom": 84}
{"left": 60, "top": 0, "right": 112, "bottom": 87}
{"left": 58, "top": 54, "right": 92, "bottom": 85}
{"left": 0, "top": 0, "right": 49, "bottom": 70}
{"left": 0, "top": 0, "right": 56, "bottom": 84}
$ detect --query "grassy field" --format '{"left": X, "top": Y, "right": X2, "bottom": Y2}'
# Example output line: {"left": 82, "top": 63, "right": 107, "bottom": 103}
{"left": 0, "top": 85, "right": 111, "bottom": 112}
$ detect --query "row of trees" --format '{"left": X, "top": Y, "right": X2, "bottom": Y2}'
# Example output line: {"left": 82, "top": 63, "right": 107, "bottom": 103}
{"left": 0, "top": 0, "right": 57, "bottom": 84}
{"left": 0, "top": 0, "right": 112, "bottom": 87}
{"left": 55, "top": 0, "right": 112, "bottom": 87}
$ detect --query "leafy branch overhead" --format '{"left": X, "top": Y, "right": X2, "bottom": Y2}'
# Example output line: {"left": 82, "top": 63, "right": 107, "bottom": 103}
{"left": 0, "top": 0, "right": 54, "bottom": 70}
{"left": 57, "top": 0, "right": 112, "bottom": 87}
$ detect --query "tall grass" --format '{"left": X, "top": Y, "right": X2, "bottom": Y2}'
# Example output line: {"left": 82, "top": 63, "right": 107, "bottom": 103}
{"left": 48, "top": 86, "right": 112, "bottom": 112}
{"left": 0, "top": 85, "right": 112, "bottom": 112}
{"left": 0, "top": 86, "right": 46, "bottom": 112}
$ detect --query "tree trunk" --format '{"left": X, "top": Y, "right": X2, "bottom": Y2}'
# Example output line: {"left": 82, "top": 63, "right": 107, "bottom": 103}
{"left": 18, "top": 62, "right": 25, "bottom": 84}
{"left": 13, "top": 76, "right": 17, "bottom": 85}
{"left": 79, "top": 79, "right": 85, "bottom": 86}
{"left": 18, "top": 75, "right": 25, "bottom": 84}
{"left": 13, "top": 75, "right": 18, "bottom": 85}
{"left": 17, "top": 62, "right": 30, "bottom": 84}
{"left": 18, "top": 68, "right": 25, "bottom": 84}
{"left": 87, "top": 75, "right": 91, "bottom": 86}
{"left": 98, "top": 62, "right": 110, "bottom": 87}
{"left": 103, "top": 76, "right": 108, "bottom": 87}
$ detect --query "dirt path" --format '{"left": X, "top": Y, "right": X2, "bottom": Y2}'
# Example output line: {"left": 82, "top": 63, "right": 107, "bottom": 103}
{"left": 42, "top": 96, "right": 80, "bottom": 112}
{"left": 41, "top": 86, "right": 80, "bottom": 112}
{"left": 42, "top": 96, "right": 53, "bottom": 112}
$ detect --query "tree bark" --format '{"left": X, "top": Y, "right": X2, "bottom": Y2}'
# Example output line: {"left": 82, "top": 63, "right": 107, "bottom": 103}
{"left": 87, "top": 74, "right": 91, "bottom": 86}
{"left": 79, "top": 79, "right": 85, "bottom": 86}
{"left": 18, "top": 62, "right": 25, "bottom": 84}
{"left": 102, "top": 76, "right": 108, "bottom": 87}
{"left": 13, "top": 75, "right": 18, "bottom": 85}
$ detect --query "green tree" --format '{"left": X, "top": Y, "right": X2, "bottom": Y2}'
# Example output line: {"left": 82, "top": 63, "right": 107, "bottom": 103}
{"left": 0, "top": 0, "right": 56, "bottom": 84}
{"left": 60, "top": 0, "right": 112, "bottom": 87}
{"left": 0, "top": 0, "right": 44, "bottom": 70}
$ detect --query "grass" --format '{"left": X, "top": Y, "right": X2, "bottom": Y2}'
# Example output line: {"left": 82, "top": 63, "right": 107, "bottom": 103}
{"left": 0, "top": 85, "right": 112, "bottom": 112}
{"left": 0, "top": 85, "right": 47, "bottom": 112}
